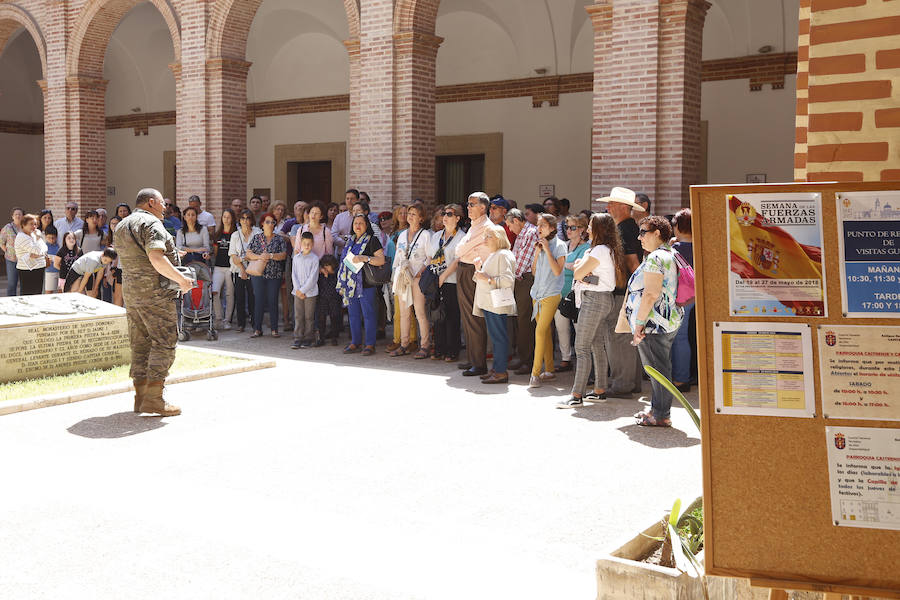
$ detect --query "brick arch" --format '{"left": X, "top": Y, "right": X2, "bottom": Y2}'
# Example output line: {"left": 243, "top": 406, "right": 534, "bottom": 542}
{"left": 394, "top": 0, "right": 441, "bottom": 34}
{"left": 0, "top": 4, "right": 48, "bottom": 79}
{"left": 208, "top": 0, "right": 361, "bottom": 60}
{"left": 67, "top": 0, "right": 181, "bottom": 77}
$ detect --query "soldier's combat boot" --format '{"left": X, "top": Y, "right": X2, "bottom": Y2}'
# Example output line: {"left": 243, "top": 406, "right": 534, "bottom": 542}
{"left": 132, "top": 378, "right": 148, "bottom": 413}
{"left": 140, "top": 380, "right": 182, "bottom": 416}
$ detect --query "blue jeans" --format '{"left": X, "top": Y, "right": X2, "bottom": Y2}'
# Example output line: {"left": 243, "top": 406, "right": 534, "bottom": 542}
{"left": 637, "top": 330, "right": 678, "bottom": 420}
{"left": 483, "top": 310, "right": 509, "bottom": 374}
{"left": 671, "top": 302, "right": 694, "bottom": 384}
{"left": 347, "top": 286, "right": 377, "bottom": 346}
{"left": 250, "top": 275, "right": 281, "bottom": 333}
{"left": 5, "top": 259, "right": 19, "bottom": 296}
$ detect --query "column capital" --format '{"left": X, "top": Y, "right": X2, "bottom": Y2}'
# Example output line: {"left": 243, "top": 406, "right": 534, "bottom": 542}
{"left": 206, "top": 57, "right": 252, "bottom": 77}
{"left": 343, "top": 37, "right": 360, "bottom": 57}
{"left": 586, "top": 2, "right": 613, "bottom": 31}
{"left": 36, "top": 79, "right": 47, "bottom": 95}
{"left": 66, "top": 75, "right": 108, "bottom": 91}
{"left": 393, "top": 31, "right": 444, "bottom": 50}
{"left": 168, "top": 62, "right": 182, "bottom": 80}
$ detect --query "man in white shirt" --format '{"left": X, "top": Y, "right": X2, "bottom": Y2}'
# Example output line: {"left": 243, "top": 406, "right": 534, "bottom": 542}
{"left": 330, "top": 188, "right": 359, "bottom": 253}
{"left": 54, "top": 202, "right": 84, "bottom": 239}
{"left": 188, "top": 195, "right": 217, "bottom": 236}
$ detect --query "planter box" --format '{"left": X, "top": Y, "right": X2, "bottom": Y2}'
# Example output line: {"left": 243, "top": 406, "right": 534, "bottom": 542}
{"left": 596, "top": 520, "right": 769, "bottom": 600}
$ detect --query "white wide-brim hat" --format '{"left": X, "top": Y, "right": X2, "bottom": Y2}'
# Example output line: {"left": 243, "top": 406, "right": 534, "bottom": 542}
{"left": 594, "top": 187, "right": 645, "bottom": 211}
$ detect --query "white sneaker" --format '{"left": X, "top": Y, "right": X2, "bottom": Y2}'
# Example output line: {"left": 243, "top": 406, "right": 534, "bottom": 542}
{"left": 556, "top": 397, "right": 583, "bottom": 409}
{"left": 539, "top": 371, "right": 556, "bottom": 382}
{"left": 528, "top": 375, "right": 542, "bottom": 388}
{"left": 223, "top": 322, "right": 232, "bottom": 331}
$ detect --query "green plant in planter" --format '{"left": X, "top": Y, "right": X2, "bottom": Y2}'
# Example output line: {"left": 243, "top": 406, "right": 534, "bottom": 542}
{"left": 643, "top": 365, "right": 707, "bottom": 598}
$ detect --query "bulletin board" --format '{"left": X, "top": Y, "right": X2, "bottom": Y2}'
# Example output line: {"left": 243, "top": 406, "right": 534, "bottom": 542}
{"left": 692, "top": 182, "right": 900, "bottom": 598}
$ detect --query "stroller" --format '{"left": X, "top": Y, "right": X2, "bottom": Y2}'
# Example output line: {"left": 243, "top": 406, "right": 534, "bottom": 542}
{"left": 177, "top": 260, "right": 217, "bottom": 341}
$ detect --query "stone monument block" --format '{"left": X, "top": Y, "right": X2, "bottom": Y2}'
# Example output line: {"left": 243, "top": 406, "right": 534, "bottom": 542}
{"left": 0, "top": 294, "right": 130, "bottom": 384}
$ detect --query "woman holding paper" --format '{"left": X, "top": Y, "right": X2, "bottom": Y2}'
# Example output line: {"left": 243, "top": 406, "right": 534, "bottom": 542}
{"left": 337, "top": 214, "right": 385, "bottom": 356}
{"left": 472, "top": 224, "right": 516, "bottom": 384}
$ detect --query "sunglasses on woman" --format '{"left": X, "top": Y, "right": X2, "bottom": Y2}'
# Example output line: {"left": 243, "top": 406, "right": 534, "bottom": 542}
{"left": 442, "top": 211, "right": 456, "bottom": 217}
{"left": 566, "top": 225, "right": 581, "bottom": 231}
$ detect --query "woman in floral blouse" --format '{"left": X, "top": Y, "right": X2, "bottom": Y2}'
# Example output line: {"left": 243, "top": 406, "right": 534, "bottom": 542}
{"left": 623, "top": 215, "right": 683, "bottom": 427}
{"left": 246, "top": 212, "right": 288, "bottom": 338}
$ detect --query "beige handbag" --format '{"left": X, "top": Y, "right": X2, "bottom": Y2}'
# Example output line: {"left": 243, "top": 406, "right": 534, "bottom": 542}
{"left": 246, "top": 259, "right": 268, "bottom": 276}
{"left": 614, "top": 297, "right": 631, "bottom": 334}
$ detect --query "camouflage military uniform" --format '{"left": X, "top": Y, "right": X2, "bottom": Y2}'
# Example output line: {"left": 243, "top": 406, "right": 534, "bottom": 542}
{"left": 114, "top": 208, "right": 180, "bottom": 381}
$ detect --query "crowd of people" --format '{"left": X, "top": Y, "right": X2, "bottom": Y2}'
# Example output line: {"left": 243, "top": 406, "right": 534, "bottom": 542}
{"left": 0, "top": 187, "right": 697, "bottom": 426}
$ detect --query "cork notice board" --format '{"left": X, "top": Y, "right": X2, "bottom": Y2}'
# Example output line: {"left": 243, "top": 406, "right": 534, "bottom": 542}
{"left": 692, "top": 182, "right": 900, "bottom": 598}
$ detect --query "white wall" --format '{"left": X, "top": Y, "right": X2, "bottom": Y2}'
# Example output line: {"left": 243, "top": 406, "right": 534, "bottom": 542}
{"left": 246, "top": 111, "right": 350, "bottom": 198}
{"left": 0, "top": 133, "right": 44, "bottom": 220}
{"left": 437, "top": 93, "right": 592, "bottom": 212}
{"left": 105, "top": 2, "right": 176, "bottom": 115}
{"left": 105, "top": 125, "right": 175, "bottom": 211}
{"left": 701, "top": 75, "right": 797, "bottom": 185}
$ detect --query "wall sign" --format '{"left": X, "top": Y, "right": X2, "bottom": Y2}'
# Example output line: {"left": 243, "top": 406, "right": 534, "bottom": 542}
{"left": 727, "top": 192, "right": 826, "bottom": 317}
{"left": 713, "top": 321, "right": 816, "bottom": 418}
{"left": 819, "top": 325, "right": 900, "bottom": 421}
{"left": 538, "top": 184, "right": 555, "bottom": 199}
{"left": 837, "top": 191, "right": 900, "bottom": 318}
{"left": 826, "top": 426, "right": 900, "bottom": 531}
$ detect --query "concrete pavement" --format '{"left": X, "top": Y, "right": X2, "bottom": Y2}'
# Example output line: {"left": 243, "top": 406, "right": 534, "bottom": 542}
{"left": 0, "top": 328, "right": 702, "bottom": 599}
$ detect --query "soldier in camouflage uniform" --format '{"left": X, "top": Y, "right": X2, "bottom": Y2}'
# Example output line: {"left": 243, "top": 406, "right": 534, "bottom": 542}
{"left": 114, "top": 188, "right": 194, "bottom": 416}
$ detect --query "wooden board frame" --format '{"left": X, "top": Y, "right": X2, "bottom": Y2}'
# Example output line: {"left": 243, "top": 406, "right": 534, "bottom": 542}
{"left": 692, "top": 182, "right": 900, "bottom": 598}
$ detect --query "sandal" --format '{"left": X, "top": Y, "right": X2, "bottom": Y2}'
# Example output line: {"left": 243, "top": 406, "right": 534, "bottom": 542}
{"left": 413, "top": 348, "right": 429, "bottom": 360}
{"left": 361, "top": 345, "right": 375, "bottom": 356}
{"left": 444, "top": 354, "right": 458, "bottom": 363}
{"left": 390, "top": 346, "right": 410, "bottom": 357}
{"left": 250, "top": 331, "right": 262, "bottom": 338}
{"left": 636, "top": 412, "right": 672, "bottom": 427}
{"left": 343, "top": 344, "right": 361, "bottom": 354}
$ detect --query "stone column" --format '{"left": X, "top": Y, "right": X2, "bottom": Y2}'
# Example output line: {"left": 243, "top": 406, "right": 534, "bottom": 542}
{"left": 656, "top": 0, "right": 710, "bottom": 211}
{"left": 587, "top": 2, "right": 614, "bottom": 207}
{"left": 588, "top": 0, "right": 708, "bottom": 214}
{"left": 355, "top": 0, "right": 396, "bottom": 211}
{"left": 173, "top": 0, "right": 210, "bottom": 208}
{"left": 393, "top": 31, "right": 442, "bottom": 208}
{"left": 66, "top": 75, "right": 108, "bottom": 211}
{"left": 344, "top": 37, "right": 361, "bottom": 196}
{"left": 206, "top": 57, "right": 251, "bottom": 217}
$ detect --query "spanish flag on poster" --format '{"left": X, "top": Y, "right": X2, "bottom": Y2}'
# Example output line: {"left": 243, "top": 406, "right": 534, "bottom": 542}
{"left": 727, "top": 193, "right": 827, "bottom": 317}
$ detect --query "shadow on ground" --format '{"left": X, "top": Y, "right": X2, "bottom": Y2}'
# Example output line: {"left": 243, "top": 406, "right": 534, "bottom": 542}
{"left": 616, "top": 423, "right": 700, "bottom": 449}
{"left": 67, "top": 412, "right": 168, "bottom": 438}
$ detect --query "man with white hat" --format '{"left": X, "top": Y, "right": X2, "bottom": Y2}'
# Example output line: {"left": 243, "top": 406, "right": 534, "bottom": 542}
{"left": 595, "top": 187, "right": 646, "bottom": 398}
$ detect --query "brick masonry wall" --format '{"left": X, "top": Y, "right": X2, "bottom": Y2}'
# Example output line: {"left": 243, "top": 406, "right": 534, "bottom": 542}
{"left": 802, "top": 0, "right": 900, "bottom": 182}
{"left": 794, "top": 0, "right": 811, "bottom": 180}
{"left": 3, "top": 0, "right": 803, "bottom": 216}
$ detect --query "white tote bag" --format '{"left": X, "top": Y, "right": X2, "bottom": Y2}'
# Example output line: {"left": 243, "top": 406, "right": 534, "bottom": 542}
{"left": 490, "top": 287, "right": 515, "bottom": 308}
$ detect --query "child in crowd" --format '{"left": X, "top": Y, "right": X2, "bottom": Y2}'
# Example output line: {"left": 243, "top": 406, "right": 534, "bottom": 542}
{"left": 54, "top": 232, "right": 81, "bottom": 291}
{"left": 314, "top": 254, "right": 342, "bottom": 346}
{"left": 43, "top": 225, "right": 59, "bottom": 294}
{"left": 64, "top": 248, "right": 118, "bottom": 294}
{"left": 291, "top": 232, "right": 319, "bottom": 349}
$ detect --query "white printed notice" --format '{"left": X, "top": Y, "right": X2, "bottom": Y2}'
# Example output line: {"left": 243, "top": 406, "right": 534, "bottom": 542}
{"left": 713, "top": 321, "right": 815, "bottom": 417}
{"left": 826, "top": 426, "right": 900, "bottom": 530}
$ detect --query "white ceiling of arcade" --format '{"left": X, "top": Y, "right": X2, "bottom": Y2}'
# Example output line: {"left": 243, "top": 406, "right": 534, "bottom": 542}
{"left": 0, "top": 0, "right": 799, "bottom": 120}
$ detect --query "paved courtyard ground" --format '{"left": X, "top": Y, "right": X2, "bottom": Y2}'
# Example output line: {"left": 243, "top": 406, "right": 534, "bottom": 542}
{"left": 0, "top": 327, "right": 702, "bottom": 599}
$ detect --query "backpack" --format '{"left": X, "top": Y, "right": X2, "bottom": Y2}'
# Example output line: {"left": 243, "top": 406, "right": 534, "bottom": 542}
{"left": 672, "top": 249, "right": 695, "bottom": 306}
